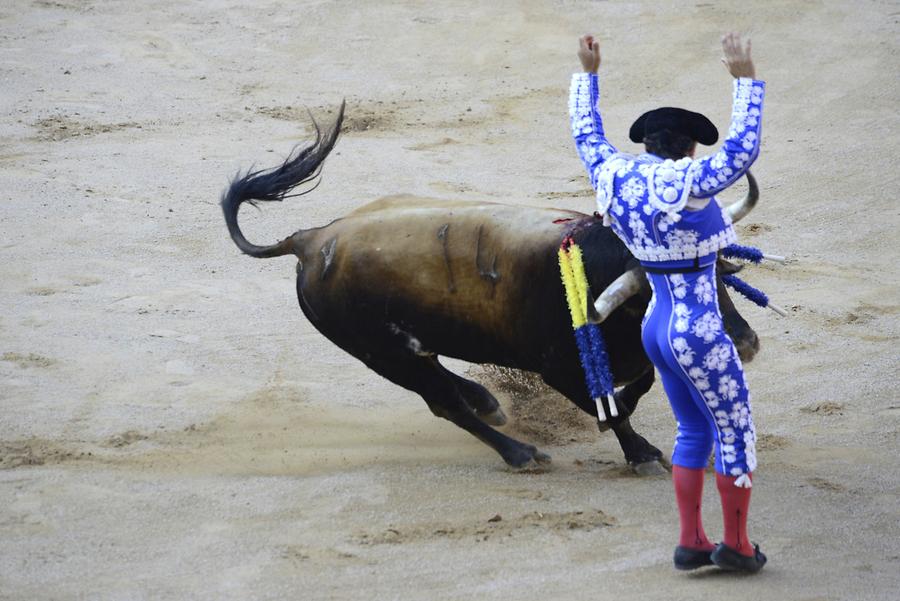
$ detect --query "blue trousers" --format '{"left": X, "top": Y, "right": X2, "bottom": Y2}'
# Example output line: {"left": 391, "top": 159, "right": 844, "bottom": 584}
{"left": 641, "top": 265, "right": 757, "bottom": 476}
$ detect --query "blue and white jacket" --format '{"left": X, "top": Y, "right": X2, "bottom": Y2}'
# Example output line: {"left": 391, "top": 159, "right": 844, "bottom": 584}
{"left": 569, "top": 73, "right": 765, "bottom": 268}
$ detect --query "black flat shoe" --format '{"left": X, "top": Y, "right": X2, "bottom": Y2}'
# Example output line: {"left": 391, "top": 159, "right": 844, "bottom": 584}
{"left": 710, "top": 543, "right": 767, "bottom": 573}
{"left": 673, "top": 546, "right": 715, "bottom": 570}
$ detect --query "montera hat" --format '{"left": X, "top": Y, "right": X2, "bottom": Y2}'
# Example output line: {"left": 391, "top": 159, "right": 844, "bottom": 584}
{"left": 629, "top": 107, "right": 719, "bottom": 146}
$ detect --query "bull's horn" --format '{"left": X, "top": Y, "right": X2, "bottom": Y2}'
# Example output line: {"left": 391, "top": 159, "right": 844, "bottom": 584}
{"left": 592, "top": 268, "right": 643, "bottom": 323}
{"left": 768, "top": 302, "right": 788, "bottom": 317}
{"left": 726, "top": 170, "right": 759, "bottom": 223}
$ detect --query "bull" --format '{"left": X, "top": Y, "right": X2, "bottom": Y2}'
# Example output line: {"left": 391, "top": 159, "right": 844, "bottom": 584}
{"left": 221, "top": 106, "right": 760, "bottom": 474}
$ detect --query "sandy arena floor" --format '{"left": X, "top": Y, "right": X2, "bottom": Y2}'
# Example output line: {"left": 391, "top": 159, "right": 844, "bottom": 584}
{"left": 1, "top": 1, "right": 898, "bottom": 599}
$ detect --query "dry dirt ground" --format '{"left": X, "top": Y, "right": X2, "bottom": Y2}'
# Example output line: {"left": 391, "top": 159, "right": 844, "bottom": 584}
{"left": 1, "top": 1, "right": 899, "bottom": 600}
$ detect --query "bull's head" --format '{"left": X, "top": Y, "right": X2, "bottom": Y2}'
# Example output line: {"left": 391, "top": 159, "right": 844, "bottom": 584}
{"left": 592, "top": 171, "right": 761, "bottom": 362}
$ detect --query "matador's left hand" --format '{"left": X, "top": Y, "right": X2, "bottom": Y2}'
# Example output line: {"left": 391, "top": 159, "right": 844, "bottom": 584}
{"left": 578, "top": 34, "right": 601, "bottom": 73}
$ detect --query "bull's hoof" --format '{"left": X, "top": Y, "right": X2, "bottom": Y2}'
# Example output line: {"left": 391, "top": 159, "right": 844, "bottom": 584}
{"left": 622, "top": 433, "right": 664, "bottom": 467}
{"left": 478, "top": 407, "right": 508, "bottom": 426}
{"left": 509, "top": 456, "right": 552, "bottom": 472}
{"left": 632, "top": 460, "right": 668, "bottom": 477}
{"left": 533, "top": 449, "right": 552, "bottom": 464}
{"left": 504, "top": 446, "right": 552, "bottom": 470}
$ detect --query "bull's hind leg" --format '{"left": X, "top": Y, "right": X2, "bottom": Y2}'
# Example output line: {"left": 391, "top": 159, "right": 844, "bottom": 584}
{"left": 378, "top": 355, "right": 547, "bottom": 467}
{"left": 438, "top": 366, "right": 508, "bottom": 426}
{"left": 296, "top": 281, "right": 543, "bottom": 467}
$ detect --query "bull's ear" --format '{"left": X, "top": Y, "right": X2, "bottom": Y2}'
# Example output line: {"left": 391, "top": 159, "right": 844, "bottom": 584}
{"left": 718, "top": 258, "right": 744, "bottom": 275}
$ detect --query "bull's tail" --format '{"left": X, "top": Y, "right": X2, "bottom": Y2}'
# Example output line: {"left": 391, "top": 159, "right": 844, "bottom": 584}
{"left": 220, "top": 101, "right": 345, "bottom": 258}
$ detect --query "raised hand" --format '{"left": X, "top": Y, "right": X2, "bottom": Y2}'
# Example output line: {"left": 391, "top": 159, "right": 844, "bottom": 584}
{"left": 578, "top": 34, "right": 601, "bottom": 73}
{"left": 721, "top": 32, "right": 756, "bottom": 79}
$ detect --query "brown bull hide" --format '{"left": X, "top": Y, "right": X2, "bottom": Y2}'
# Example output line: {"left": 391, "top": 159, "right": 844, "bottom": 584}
{"left": 292, "top": 196, "right": 587, "bottom": 360}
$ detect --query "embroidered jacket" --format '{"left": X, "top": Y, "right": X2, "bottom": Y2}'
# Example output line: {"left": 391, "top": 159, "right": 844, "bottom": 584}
{"left": 569, "top": 73, "right": 765, "bottom": 265}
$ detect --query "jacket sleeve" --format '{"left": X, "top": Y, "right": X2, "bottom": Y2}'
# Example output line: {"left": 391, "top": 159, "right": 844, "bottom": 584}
{"left": 689, "top": 78, "right": 765, "bottom": 198}
{"left": 569, "top": 72, "right": 619, "bottom": 190}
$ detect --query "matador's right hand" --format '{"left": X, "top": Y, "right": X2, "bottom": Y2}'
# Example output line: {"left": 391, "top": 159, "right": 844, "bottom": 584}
{"left": 721, "top": 32, "right": 756, "bottom": 79}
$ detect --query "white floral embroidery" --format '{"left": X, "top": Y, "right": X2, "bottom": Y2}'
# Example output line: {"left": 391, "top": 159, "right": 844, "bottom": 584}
{"left": 665, "top": 229, "right": 699, "bottom": 253}
{"left": 628, "top": 210, "right": 650, "bottom": 245}
{"left": 676, "top": 351, "right": 693, "bottom": 367}
{"left": 674, "top": 303, "right": 692, "bottom": 333}
{"left": 744, "top": 106, "right": 760, "bottom": 128}
{"left": 703, "top": 343, "right": 732, "bottom": 372}
{"left": 688, "top": 366, "right": 710, "bottom": 390}
{"left": 611, "top": 157, "right": 739, "bottom": 259}
{"left": 721, "top": 442, "right": 737, "bottom": 465}
{"left": 741, "top": 131, "right": 757, "bottom": 151}
{"left": 693, "top": 275, "right": 714, "bottom": 305}
{"left": 671, "top": 336, "right": 695, "bottom": 366}
{"left": 670, "top": 274, "right": 687, "bottom": 299}
{"left": 691, "top": 311, "right": 722, "bottom": 343}
{"left": 733, "top": 151, "right": 750, "bottom": 169}
{"left": 718, "top": 374, "right": 740, "bottom": 401}
{"left": 744, "top": 430, "right": 758, "bottom": 471}
{"left": 619, "top": 176, "right": 645, "bottom": 208}
{"left": 647, "top": 159, "right": 694, "bottom": 213}
{"left": 728, "top": 400, "right": 751, "bottom": 429}
{"left": 657, "top": 212, "right": 678, "bottom": 233}
{"left": 720, "top": 426, "right": 736, "bottom": 445}
{"left": 703, "top": 390, "right": 720, "bottom": 409}
{"left": 715, "top": 409, "right": 731, "bottom": 429}
{"left": 750, "top": 84, "right": 764, "bottom": 104}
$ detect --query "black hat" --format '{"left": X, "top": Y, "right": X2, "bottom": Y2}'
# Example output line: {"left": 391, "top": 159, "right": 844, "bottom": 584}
{"left": 629, "top": 107, "right": 718, "bottom": 146}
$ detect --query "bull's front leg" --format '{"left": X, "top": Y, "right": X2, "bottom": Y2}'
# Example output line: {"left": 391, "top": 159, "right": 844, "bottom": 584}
{"left": 609, "top": 368, "right": 666, "bottom": 475}
{"left": 542, "top": 364, "right": 664, "bottom": 475}
{"left": 609, "top": 417, "right": 665, "bottom": 475}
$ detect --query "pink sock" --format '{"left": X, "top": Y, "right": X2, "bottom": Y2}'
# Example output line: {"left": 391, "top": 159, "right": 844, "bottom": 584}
{"left": 673, "top": 465, "right": 715, "bottom": 551}
{"left": 716, "top": 472, "right": 754, "bottom": 557}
